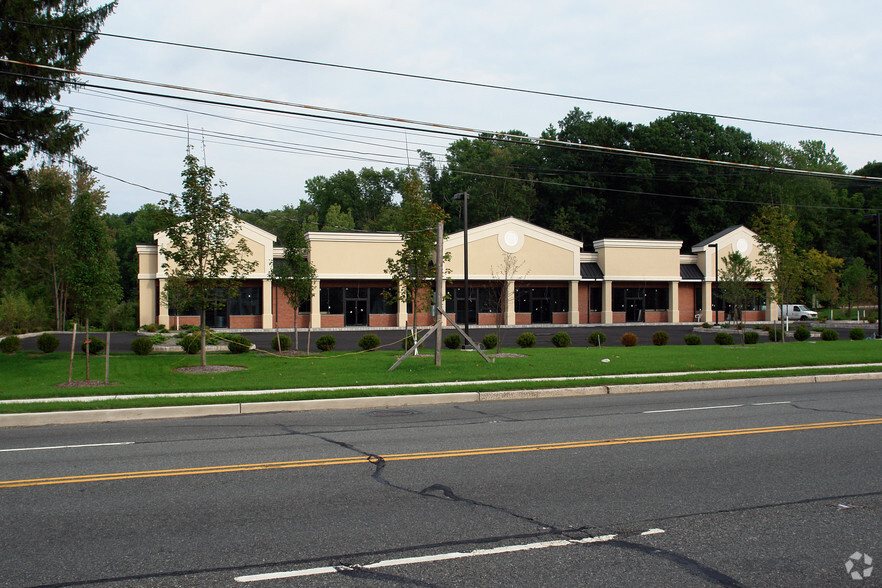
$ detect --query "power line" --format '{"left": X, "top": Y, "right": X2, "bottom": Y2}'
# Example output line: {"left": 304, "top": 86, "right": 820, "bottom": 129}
{"left": 4, "top": 17, "right": 880, "bottom": 139}
{"left": 4, "top": 61, "right": 881, "bottom": 186}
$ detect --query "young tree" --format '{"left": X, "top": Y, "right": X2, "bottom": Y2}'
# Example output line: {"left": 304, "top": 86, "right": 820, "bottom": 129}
{"left": 63, "top": 169, "right": 121, "bottom": 380}
{"left": 717, "top": 251, "right": 754, "bottom": 343}
{"left": 385, "top": 170, "right": 448, "bottom": 349}
{"left": 270, "top": 223, "right": 316, "bottom": 352}
{"left": 159, "top": 150, "right": 257, "bottom": 367}
{"left": 490, "top": 253, "right": 526, "bottom": 352}
{"left": 753, "top": 206, "right": 805, "bottom": 339}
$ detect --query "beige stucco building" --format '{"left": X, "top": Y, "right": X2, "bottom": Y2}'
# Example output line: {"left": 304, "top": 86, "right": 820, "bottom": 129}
{"left": 137, "top": 217, "right": 775, "bottom": 330}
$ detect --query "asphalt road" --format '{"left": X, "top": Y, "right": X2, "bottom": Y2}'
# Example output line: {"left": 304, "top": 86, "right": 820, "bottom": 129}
{"left": 1, "top": 380, "right": 880, "bottom": 586}
{"left": 15, "top": 322, "right": 861, "bottom": 354}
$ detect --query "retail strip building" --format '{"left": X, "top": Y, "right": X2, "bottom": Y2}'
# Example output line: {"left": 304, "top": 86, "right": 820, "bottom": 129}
{"left": 137, "top": 217, "right": 775, "bottom": 330}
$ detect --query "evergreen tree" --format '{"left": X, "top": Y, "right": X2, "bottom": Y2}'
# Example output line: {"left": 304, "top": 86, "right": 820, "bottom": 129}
{"left": 0, "top": 1, "right": 116, "bottom": 277}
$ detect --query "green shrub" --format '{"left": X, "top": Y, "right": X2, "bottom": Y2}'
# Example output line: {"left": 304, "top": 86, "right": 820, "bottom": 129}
{"left": 130, "top": 337, "right": 154, "bottom": 355}
{"left": 358, "top": 333, "right": 381, "bottom": 351}
{"left": 701, "top": 322, "right": 711, "bottom": 329}
{"left": 81, "top": 336, "right": 105, "bottom": 355}
{"left": 148, "top": 333, "right": 168, "bottom": 345}
{"left": 743, "top": 330, "right": 760, "bottom": 345}
{"left": 651, "top": 331, "right": 669, "bottom": 346}
{"left": 760, "top": 325, "right": 771, "bottom": 332}
{"left": 180, "top": 333, "right": 201, "bottom": 354}
{"left": 444, "top": 333, "right": 462, "bottom": 350}
{"left": 821, "top": 328, "right": 839, "bottom": 341}
{"left": 482, "top": 333, "right": 498, "bottom": 350}
{"left": 272, "top": 334, "right": 292, "bottom": 351}
{"left": 226, "top": 334, "right": 252, "bottom": 354}
{"left": 550, "top": 331, "right": 571, "bottom": 348}
{"left": 793, "top": 325, "right": 811, "bottom": 342}
{"left": 316, "top": 334, "right": 336, "bottom": 351}
{"left": 36, "top": 333, "right": 60, "bottom": 353}
{"left": 768, "top": 327, "right": 784, "bottom": 342}
{"left": 0, "top": 335, "right": 22, "bottom": 354}
{"left": 588, "top": 331, "right": 607, "bottom": 347}
{"left": 516, "top": 332, "right": 536, "bottom": 348}
{"left": 850, "top": 327, "right": 866, "bottom": 341}
{"left": 683, "top": 334, "right": 702, "bottom": 345}
{"left": 620, "top": 332, "right": 638, "bottom": 347}
{"left": 714, "top": 332, "right": 734, "bottom": 346}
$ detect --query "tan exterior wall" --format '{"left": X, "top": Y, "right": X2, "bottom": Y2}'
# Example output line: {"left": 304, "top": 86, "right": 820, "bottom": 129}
{"left": 241, "top": 236, "right": 267, "bottom": 274}
{"left": 446, "top": 234, "right": 578, "bottom": 279}
{"left": 596, "top": 240, "right": 682, "bottom": 280}
{"left": 308, "top": 236, "right": 401, "bottom": 277}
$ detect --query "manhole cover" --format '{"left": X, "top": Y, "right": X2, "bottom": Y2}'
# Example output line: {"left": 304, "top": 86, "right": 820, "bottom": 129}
{"left": 367, "top": 409, "right": 420, "bottom": 417}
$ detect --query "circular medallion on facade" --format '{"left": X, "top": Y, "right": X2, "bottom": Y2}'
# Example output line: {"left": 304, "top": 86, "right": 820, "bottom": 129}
{"left": 736, "top": 237, "right": 750, "bottom": 255}
{"left": 499, "top": 229, "right": 523, "bottom": 253}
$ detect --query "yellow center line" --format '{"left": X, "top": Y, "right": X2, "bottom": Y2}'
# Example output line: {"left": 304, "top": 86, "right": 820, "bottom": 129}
{"left": 3, "top": 417, "right": 880, "bottom": 489}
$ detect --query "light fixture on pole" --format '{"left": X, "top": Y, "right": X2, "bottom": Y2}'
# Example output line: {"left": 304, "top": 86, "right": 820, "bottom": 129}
{"left": 708, "top": 243, "right": 719, "bottom": 325}
{"left": 453, "top": 192, "right": 470, "bottom": 338}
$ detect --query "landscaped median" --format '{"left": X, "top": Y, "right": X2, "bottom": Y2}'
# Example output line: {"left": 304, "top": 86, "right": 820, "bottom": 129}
{"left": 1, "top": 340, "right": 881, "bottom": 418}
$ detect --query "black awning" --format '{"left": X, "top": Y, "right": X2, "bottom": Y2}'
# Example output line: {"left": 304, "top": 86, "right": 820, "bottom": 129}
{"left": 580, "top": 262, "right": 604, "bottom": 280}
{"left": 680, "top": 264, "right": 704, "bottom": 281}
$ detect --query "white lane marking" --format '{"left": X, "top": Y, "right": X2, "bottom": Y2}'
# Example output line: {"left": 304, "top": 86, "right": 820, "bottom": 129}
{"left": 643, "top": 404, "right": 743, "bottom": 414}
{"left": 0, "top": 442, "right": 135, "bottom": 453}
{"left": 751, "top": 401, "right": 792, "bottom": 406}
{"left": 235, "top": 530, "right": 663, "bottom": 582}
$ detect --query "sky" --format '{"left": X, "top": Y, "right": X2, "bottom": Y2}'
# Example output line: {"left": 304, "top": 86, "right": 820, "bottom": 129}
{"left": 56, "top": 0, "right": 882, "bottom": 214}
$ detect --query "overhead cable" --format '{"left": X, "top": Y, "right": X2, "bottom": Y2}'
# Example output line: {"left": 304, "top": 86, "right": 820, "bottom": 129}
{"left": 2, "top": 60, "right": 880, "bottom": 186}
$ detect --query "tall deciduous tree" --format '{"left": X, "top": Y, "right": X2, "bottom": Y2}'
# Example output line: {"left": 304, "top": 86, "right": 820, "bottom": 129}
{"left": 385, "top": 170, "right": 448, "bottom": 347}
{"left": 0, "top": 1, "right": 116, "bottom": 277}
{"left": 270, "top": 223, "right": 316, "bottom": 351}
{"left": 839, "top": 258, "right": 874, "bottom": 318}
{"left": 752, "top": 206, "right": 805, "bottom": 339}
{"left": 159, "top": 150, "right": 257, "bottom": 367}
{"left": 802, "top": 248, "right": 843, "bottom": 311}
{"left": 63, "top": 169, "right": 121, "bottom": 379}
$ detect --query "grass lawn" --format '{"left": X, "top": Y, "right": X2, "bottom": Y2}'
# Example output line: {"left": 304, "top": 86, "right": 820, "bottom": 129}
{"left": 1, "top": 339, "right": 881, "bottom": 412}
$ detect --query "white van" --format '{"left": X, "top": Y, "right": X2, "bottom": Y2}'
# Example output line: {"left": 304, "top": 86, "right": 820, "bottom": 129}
{"left": 781, "top": 304, "right": 818, "bottom": 321}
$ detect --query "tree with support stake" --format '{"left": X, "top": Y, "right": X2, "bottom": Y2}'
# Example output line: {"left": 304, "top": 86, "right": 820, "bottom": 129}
{"left": 384, "top": 170, "right": 448, "bottom": 357}
{"left": 159, "top": 149, "right": 257, "bottom": 367}
{"left": 388, "top": 220, "right": 493, "bottom": 371}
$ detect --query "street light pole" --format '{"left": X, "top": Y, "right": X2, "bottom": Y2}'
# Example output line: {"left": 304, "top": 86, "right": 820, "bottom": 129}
{"left": 453, "top": 192, "right": 470, "bottom": 339}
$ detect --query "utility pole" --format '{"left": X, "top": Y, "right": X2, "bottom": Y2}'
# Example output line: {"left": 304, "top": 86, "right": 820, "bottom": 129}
{"left": 435, "top": 221, "right": 443, "bottom": 366}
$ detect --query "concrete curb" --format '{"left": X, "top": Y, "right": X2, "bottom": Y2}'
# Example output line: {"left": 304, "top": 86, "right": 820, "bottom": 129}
{"left": 2, "top": 371, "right": 881, "bottom": 428}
